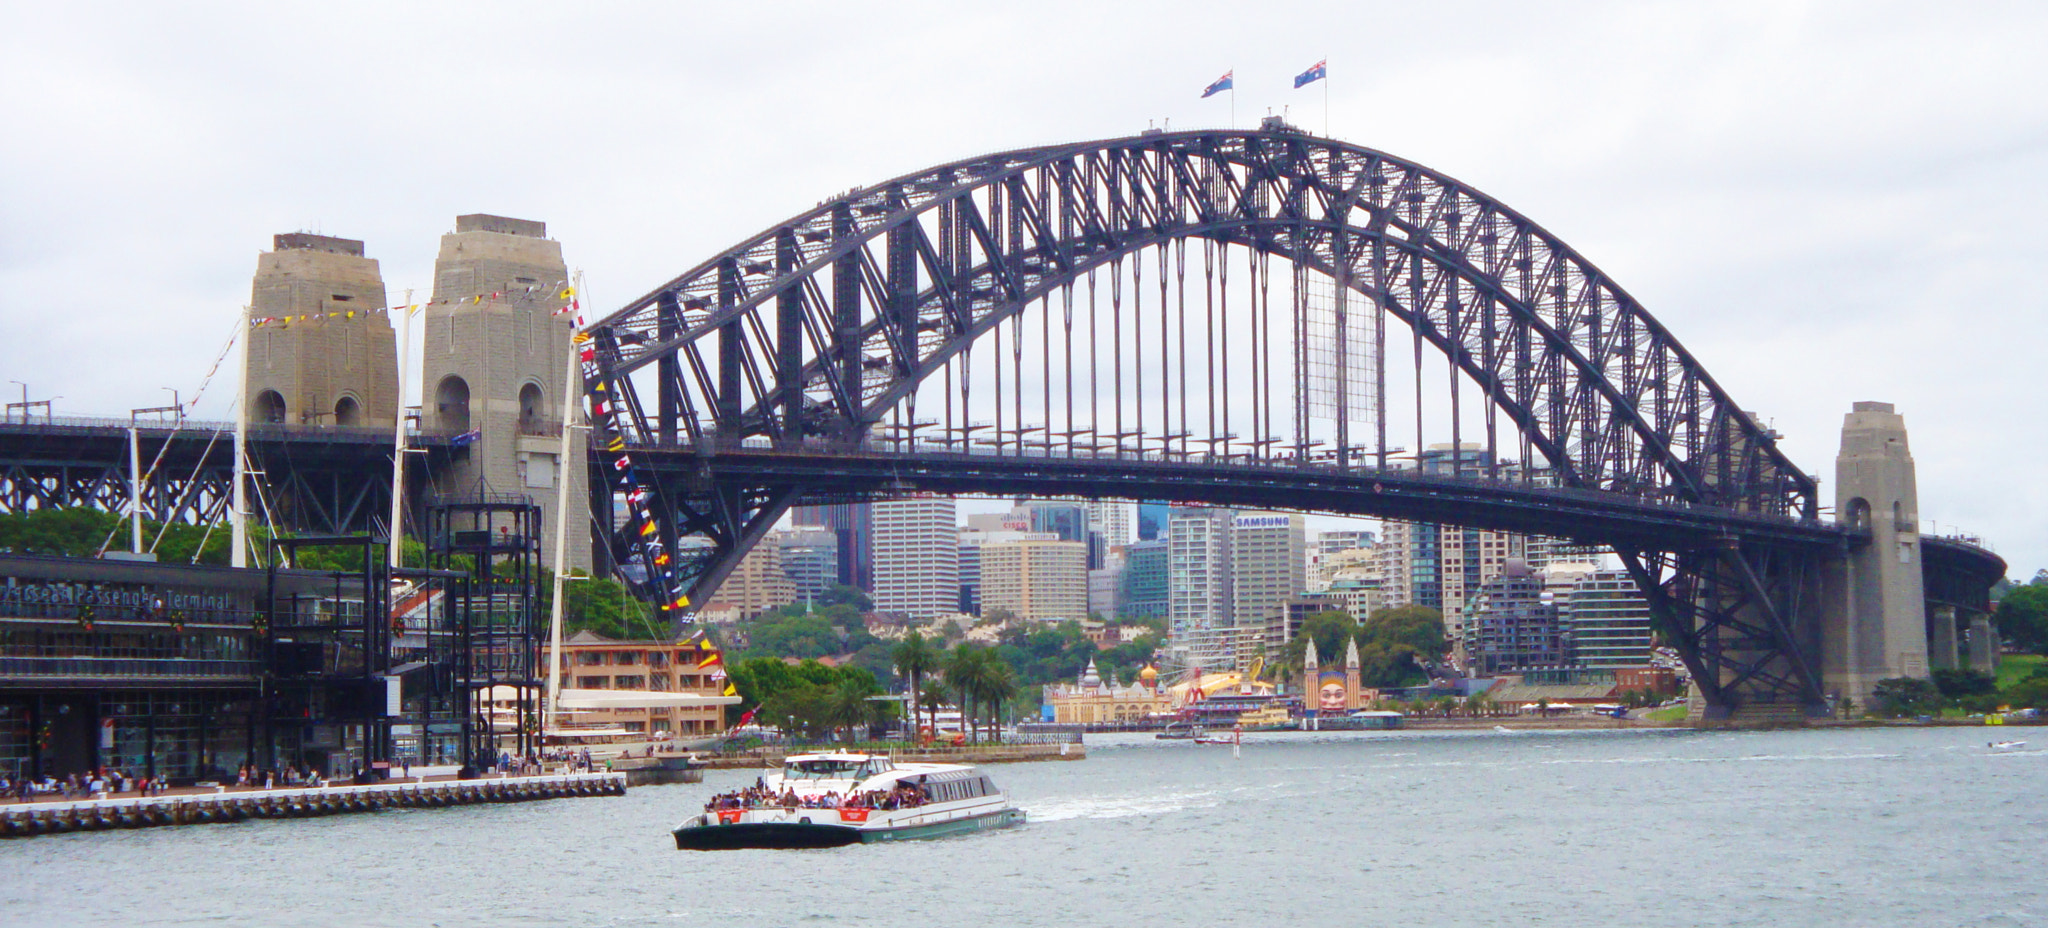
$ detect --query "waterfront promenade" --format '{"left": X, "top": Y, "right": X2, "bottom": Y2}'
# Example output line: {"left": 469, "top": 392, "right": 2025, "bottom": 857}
{"left": 0, "top": 769, "right": 626, "bottom": 838}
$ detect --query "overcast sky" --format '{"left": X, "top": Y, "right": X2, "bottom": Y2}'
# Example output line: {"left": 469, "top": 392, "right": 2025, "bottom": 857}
{"left": 3, "top": 1, "right": 2043, "bottom": 575}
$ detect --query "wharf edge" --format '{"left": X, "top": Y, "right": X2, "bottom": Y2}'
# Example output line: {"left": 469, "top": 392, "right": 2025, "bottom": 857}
{"left": 0, "top": 771, "right": 625, "bottom": 839}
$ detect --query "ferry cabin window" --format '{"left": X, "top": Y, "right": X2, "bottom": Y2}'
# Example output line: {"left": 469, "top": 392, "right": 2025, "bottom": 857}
{"left": 786, "top": 759, "right": 863, "bottom": 780}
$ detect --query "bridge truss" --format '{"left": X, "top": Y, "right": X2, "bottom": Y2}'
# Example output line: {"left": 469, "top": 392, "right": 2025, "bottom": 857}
{"left": 582, "top": 124, "right": 1845, "bottom": 717}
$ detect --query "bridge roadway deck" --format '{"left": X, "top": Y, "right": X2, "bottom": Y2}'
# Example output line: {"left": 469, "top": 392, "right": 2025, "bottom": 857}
{"left": 631, "top": 442, "right": 1855, "bottom": 553}
{"left": 0, "top": 418, "right": 455, "bottom": 532}
{"left": 0, "top": 417, "right": 453, "bottom": 465}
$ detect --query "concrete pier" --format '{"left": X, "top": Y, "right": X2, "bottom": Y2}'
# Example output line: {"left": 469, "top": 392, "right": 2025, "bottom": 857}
{"left": 0, "top": 771, "right": 625, "bottom": 839}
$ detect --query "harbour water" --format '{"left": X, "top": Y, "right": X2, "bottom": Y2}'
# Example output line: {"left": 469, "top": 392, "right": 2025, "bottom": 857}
{"left": 5, "top": 726, "right": 2043, "bottom": 927}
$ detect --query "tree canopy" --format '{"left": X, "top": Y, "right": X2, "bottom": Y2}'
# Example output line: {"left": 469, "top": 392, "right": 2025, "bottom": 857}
{"left": 1995, "top": 583, "right": 2048, "bottom": 655}
{"left": 725, "top": 657, "right": 890, "bottom": 741}
{"left": 1270, "top": 605, "right": 1444, "bottom": 689}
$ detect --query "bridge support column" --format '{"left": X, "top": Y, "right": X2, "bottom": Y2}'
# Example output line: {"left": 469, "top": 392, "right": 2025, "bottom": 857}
{"left": 1966, "top": 613, "right": 1999, "bottom": 675}
{"left": 1821, "top": 401, "right": 1928, "bottom": 712}
{"left": 1928, "top": 605, "right": 1959, "bottom": 671}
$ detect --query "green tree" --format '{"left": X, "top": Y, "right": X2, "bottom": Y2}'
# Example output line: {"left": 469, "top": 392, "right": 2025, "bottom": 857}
{"left": 946, "top": 644, "right": 1012, "bottom": 743}
{"left": 1361, "top": 605, "right": 1446, "bottom": 655}
{"left": 1931, "top": 668, "right": 1996, "bottom": 699}
{"left": 819, "top": 583, "right": 872, "bottom": 611}
{"left": 1871, "top": 677, "right": 1941, "bottom": 718}
{"left": 1995, "top": 584, "right": 2048, "bottom": 654}
{"left": 892, "top": 631, "right": 941, "bottom": 739}
{"left": 1272, "top": 610, "right": 1358, "bottom": 686}
{"left": 978, "top": 657, "right": 1018, "bottom": 742}
{"left": 542, "top": 571, "right": 659, "bottom": 640}
{"left": 824, "top": 673, "right": 885, "bottom": 744}
{"left": 2002, "top": 666, "right": 2048, "bottom": 710}
{"left": 744, "top": 612, "right": 841, "bottom": 660}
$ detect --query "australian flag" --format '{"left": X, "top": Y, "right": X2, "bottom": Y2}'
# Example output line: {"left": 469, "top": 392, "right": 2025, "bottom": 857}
{"left": 1201, "top": 70, "right": 1234, "bottom": 98}
{"left": 1294, "top": 59, "right": 1327, "bottom": 88}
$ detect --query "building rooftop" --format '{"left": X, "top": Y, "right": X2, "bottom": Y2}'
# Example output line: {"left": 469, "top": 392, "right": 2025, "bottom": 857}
{"left": 272, "top": 232, "right": 364, "bottom": 256}
{"left": 455, "top": 214, "right": 546, "bottom": 238}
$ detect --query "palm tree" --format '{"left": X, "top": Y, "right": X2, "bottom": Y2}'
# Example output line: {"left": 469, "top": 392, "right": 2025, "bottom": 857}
{"left": 824, "top": 676, "right": 880, "bottom": 745}
{"left": 979, "top": 657, "right": 1017, "bottom": 743}
{"left": 918, "top": 679, "right": 952, "bottom": 741}
{"left": 892, "top": 632, "right": 939, "bottom": 742}
{"left": 945, "top": 645, "right": 991, "bottom": 744}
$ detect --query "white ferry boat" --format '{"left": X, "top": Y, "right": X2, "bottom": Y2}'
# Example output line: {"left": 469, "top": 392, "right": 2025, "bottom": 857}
{"left": 673, "top": 752, "right": 1025, "bottom": 850}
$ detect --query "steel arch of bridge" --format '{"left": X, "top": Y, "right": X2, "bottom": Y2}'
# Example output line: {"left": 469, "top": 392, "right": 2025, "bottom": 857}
{"left": 582, "top": 125, "right": 1832, "bottom": 716}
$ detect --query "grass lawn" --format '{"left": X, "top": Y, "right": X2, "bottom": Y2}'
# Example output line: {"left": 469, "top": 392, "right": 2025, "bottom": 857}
{"left": 1643, "top": 706, "right": 1689, "bottom": 723}
{"left": 1997, "top": 654, "right": 2044, "bottom": 690}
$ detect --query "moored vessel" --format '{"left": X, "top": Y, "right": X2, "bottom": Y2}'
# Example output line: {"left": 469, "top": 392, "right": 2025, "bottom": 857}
{"left": 672, "top": 752, "right": 1024, "bottom": 850}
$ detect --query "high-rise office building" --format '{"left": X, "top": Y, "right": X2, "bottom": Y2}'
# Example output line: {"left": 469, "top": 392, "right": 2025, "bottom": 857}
{"left": 979, "top": 537, "right": 1088, "bottom": 622}
{"left": 1463, "top": 563, "right": 1566, "bottom": 677}
{"left": 716, "top": 541, "right": 797, "bottom": 619}
{"left": 245, "top": 233, "right": 399, "bottom": 428}
{"left": 420, "top": 214, "right": 588, "bottom": 570}
{"left": 791, "top": 503, "right": 872, "bottom": 592}
{"left": 1308, "top": 529, "right": 1378, "bottom": 593}
{"left": 1136, "top": 501, "right": 1171, "bottom": 541}
{"left": 1168, "top": 507, "right": 1235, "bottom": 668}
{"left": 1119, "top": 539, "right": 1169, "bottom": 622}
{"left": 1560, "top": 568, "right": 1655, "bottom": 669}
{"left": 1088, "top": 500, "right": 1133, "bottom": 550}
{"left": 773, "top": 528, "right": 839, "bottom": 604}
{"left": 871, "top": 497, "right": 958, "bottom": 618}
{"left": 1017, "top": 500, "right": 1088, "bottom": 542}
{"left": 1229, "top": 513, "right": 1306, "bottom": 634}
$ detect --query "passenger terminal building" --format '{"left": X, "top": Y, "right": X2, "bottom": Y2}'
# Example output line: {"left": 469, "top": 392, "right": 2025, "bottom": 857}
{"left": 0, "top": 553, "right": 405, "bottom": 783}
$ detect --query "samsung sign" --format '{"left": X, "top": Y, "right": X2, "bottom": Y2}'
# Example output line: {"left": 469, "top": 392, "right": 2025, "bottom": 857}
{"left": 1233, "top": 516, "right": 1292, "bottom": 529}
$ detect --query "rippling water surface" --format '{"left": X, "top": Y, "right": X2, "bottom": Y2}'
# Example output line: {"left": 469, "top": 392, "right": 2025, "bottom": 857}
{"left": 6, "top": 726, "right": 2045, "bottom": 927}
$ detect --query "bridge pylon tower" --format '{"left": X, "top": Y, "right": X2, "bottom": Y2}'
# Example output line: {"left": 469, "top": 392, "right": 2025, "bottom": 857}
{"left": 421, "top": 214, "right": 590, "bottom": 572}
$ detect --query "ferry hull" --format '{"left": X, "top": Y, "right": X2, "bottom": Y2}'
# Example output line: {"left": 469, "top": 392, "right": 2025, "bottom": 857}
{"left": 673, "top": 808, "right": 1025, "bottom": 850}
{"left": 673, "top": 820, "right": 861, "bottom": 850}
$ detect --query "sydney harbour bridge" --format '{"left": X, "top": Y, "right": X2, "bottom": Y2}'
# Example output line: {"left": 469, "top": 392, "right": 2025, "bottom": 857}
{"left": 0, "top": 123, "right": 2004, "bottom": 722}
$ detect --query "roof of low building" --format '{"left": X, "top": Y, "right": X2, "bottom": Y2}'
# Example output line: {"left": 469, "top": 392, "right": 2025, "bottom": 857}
{"left": 1485, "top": 682, "right": 1616, "bottom": 703}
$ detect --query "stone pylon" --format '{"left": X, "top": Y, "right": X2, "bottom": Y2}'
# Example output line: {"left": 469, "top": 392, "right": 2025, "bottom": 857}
{"left": 245, "top": 233, "right": 398, "bottom": 428}
{"left": 420, "top": 214, "right": 590, "bottom": 571}
{"left": 1822, "top": 401, "right": 1928, "bottom": 710}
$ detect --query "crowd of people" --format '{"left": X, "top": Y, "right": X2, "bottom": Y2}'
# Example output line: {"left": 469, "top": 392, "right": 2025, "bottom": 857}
{"left": 4, "top": 769, "right": 170, "bottom": 802}
{"left": 703, "top": 776, "right": 930, "bottom": 814}
{"left": 5, "top": 742, "right": 654, "bottom": 804}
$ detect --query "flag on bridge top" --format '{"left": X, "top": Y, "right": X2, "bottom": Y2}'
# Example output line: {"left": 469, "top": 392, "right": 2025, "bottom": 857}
{"left": 1201, "top": 70, "right": 1233, "bottom": 98}
{"left": 1294, "top": 58, "right": 1326, "bottom": 88}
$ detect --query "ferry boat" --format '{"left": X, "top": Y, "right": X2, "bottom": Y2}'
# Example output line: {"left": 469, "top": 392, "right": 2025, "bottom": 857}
{"left": 672, "top": 752, "right": 1025, "bottom": 850}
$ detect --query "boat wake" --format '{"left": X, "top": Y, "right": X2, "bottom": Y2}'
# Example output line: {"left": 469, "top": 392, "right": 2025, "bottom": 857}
{"left": 1025, "top": 789, "right": 1221, "bottom": 822}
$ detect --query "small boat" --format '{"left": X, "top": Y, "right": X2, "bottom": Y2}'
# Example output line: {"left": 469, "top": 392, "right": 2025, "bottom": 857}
{"left": 1989, "top": 740, "right": 2027, "bottom": 752}
{"left": 673, "top": 753, "right": 1024, "bottom": 850}
{"left": 1194, "top": 725, "right": 1243, "bottom": 746}
{"left": 1493, "top": 725, "right": 1514, "bottom": 734}
{"left": 1155, "top": 722, "right": 1207, "bottom": 740}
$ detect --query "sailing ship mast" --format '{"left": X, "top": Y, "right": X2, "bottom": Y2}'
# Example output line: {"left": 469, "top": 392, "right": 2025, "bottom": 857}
{"left": 542, "top": 273, "right": 585, "bottom": 735}
{"left": 230, "top": 304, "right": 250, "bottom": 568}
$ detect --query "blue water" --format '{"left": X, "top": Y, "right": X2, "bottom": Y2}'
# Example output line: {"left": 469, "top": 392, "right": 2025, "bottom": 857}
{"left": 4, "top": 726, "right": 2044, "bottom": 927}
